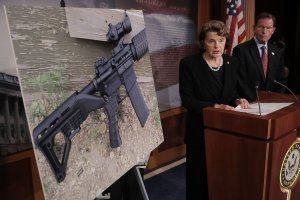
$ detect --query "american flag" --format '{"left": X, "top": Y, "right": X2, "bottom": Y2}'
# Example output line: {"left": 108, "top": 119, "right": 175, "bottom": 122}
{"left": 226, "top": 0, "right": 246, "bottom": 55}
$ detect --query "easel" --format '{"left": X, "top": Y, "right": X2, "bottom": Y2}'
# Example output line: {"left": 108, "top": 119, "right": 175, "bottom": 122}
{"left": 133, "top": 164, "right": 150, "bottom": 200}
{"left": 96, "top": 163, "right": 149, "bottom": 200}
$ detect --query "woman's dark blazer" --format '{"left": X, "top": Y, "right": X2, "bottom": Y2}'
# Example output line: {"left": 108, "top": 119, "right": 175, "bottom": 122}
{"left": 179, "top": 53, "right": 243, "bottom": 146}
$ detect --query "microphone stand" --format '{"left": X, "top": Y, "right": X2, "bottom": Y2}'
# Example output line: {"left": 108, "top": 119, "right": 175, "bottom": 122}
{"left": 255, "top": 85, "right": 262, "bottom": 116}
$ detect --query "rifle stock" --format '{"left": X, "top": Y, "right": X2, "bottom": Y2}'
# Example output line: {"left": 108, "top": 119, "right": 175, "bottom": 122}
{"left": 33, "top": 91, "right": 106, "bottom": 182}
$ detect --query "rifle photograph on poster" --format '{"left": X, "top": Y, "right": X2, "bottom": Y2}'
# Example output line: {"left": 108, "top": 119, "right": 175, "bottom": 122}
{"left": 6, "top": 6, "right": 163, "bottom": 200}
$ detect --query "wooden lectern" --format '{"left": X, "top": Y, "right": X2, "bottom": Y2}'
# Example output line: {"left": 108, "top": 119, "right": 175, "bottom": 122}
{"left": 203, "top": 91, "right": 300, "bottom": 200}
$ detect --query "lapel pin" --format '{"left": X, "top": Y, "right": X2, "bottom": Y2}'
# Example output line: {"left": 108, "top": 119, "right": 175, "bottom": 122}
{"left": 271, "top": 52, "right": 275, "bottom": 55}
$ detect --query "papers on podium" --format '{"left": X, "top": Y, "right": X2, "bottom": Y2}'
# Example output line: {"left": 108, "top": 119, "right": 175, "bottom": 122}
{"left": 235, "top": 103, "right": 293, "bottom": 116}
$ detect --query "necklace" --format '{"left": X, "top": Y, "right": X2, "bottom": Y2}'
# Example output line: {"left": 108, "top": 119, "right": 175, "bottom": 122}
{"left": 202, "top": 54, "right": 223, "bottom": 71}
{"left": 209, "top": 65, "right": 221, "bottom": 71}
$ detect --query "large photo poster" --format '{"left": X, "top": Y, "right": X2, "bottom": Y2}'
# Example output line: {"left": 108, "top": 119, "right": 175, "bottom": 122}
{"left": 5, "top": 6, "right": 163, "bottom": 199}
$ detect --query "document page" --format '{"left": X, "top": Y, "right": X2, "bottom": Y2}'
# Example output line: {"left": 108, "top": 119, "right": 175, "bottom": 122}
{"left": 235, "top": 103, "right": 293, "bottom": 116}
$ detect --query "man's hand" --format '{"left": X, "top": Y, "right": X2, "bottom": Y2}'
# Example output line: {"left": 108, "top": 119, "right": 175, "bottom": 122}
{"left": 214, "top": 104, "right": 235, "bottom": 110}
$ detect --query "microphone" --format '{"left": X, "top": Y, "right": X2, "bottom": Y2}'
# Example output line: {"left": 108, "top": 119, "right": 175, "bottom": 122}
{"left": 255, "top": 81, "right": 262, "bottom": 116}
{"left": 272, "top": 79, "right": 299, "bottom": 103}
{"left": 270, "top": 67, "right": 298, "bottom": 102}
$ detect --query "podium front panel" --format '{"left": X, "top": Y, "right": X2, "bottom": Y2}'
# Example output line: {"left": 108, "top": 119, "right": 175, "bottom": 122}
{"left": 205, "top": 128, "right": 300, "bottom": 200}
{"left": 205, "top": 128, "right": 267, "bottom": 200}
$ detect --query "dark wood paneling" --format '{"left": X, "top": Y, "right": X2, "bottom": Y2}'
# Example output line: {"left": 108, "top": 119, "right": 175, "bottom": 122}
{"left": 158, "top": 107, "right": 186, "bottom": 152}
{"left": 292, "top": 1, "right": 300, "bottom": 93}
{"left": 197, "top": 0, "right": 211, "bottom": 33}
{"left": 0, "top": 149, "right": 44, "bottom": 200}
{"left": 0, "top": 158, "right": 33, "bottom": 199}
{"left": 146, "top": 107, "right": 186, "bottom": 171}
{"left": 146, "top": 144, "right": 186, "bottom": 171}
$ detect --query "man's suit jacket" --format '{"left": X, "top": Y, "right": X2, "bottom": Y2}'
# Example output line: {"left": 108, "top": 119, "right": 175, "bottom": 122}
{"left": 232, "top": 38, "right": 286, "bottom": 99}
{"left": 179, "top": 54, "right": 244, "bottom": 146}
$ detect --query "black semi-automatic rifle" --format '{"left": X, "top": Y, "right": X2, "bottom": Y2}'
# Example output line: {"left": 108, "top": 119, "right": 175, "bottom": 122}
{"left": 33, "top": 14, "right": 149, "bottom": 182}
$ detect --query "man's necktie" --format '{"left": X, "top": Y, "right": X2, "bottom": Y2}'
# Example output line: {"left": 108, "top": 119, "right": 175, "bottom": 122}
{"left": 261, "top": 46, "right": 268, "bottom": 78}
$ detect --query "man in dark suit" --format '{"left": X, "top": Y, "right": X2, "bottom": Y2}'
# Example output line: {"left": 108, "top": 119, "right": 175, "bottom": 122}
{"left": 232, "top": 12, "right": 287, "bottom": 100}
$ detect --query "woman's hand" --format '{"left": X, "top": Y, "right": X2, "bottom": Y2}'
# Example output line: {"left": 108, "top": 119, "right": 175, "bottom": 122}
{"left": 235, "top": 98, "right": 250, "bottom": 109}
